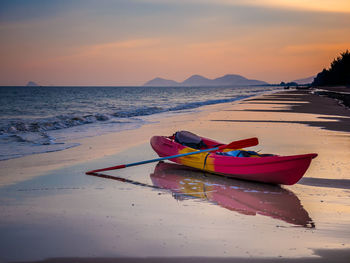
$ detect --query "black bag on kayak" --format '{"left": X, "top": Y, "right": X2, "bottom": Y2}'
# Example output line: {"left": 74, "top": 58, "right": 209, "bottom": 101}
{"left": 174, "top": 131, "right": 206, "bottom": 149}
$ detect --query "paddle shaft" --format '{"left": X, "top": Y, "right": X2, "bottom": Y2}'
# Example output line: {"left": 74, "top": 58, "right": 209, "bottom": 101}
{"left": 86, "top": 147, "right": 221, "bottom": 174}
{"left": 86, "top": 137, "right": 258, "bottom": 175}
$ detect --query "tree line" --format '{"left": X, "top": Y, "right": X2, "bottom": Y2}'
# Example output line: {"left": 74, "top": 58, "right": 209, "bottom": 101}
{"left": 312, "top": 50, "right": 350, "bottom": 86}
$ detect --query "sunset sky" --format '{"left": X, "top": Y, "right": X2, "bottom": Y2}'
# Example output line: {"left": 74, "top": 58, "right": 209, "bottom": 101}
{"left": 1, "top": 0, "right": 350, "bottom": 86}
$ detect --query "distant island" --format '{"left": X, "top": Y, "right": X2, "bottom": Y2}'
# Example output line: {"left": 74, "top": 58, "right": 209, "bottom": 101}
{"left": 26, "top": 81, "right": 40, "bottom": 87}
{"left": 143, "top": 74, "right": 268, "bottom": 87}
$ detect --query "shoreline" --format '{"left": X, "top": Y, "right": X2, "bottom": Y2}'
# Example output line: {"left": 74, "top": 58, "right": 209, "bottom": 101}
{"left": 1, "top": 87, "right": 350, "bottom": 186}
{"left": 0, "top": 89, "right": 280, "bottom": 186}
{"left": 1, "top": 88, "right": 350, "bottom": 262}
{"left": 240, "top": 89, "right": 350, "bottom": 133}
{"left": 0, "top": 85, "right": 279, "bottom": 163}
{"left": 314, "top": 87, "right": 350, "bottom": 109}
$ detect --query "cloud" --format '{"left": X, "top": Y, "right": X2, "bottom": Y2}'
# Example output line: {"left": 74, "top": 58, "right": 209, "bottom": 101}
{"left": 248, "top": 0, "right": 350, "bottom": 13}
{"left": 170, "top": 0, "right": 350, "bottom": 13}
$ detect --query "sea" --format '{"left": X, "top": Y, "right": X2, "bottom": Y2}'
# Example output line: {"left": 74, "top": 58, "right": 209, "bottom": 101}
{"left": 0, "top": 85, "right": 280, "bottom": 161}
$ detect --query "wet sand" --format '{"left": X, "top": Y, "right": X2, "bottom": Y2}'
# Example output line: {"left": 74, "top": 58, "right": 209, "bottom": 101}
{"left": 1, "top": 89, "right": 350, "bottom": 262}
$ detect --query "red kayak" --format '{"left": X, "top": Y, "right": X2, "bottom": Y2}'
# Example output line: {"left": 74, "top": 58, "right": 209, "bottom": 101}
{"left": 150, "top": 131, "right": 317, "bottom": 185}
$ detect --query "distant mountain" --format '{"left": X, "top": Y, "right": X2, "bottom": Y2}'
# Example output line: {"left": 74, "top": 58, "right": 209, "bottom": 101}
{"left": 143, "top": 74, "right": 268, "bottom": 87}
{"left": 213, "top": 74, "right": 267, "bottom": 86}
{"left": 182, "top": 74, "right": 214, "bottom": 86}
{"left": 143, "top": 77, "right": 179, "bottom": 87}
{"left": 26, "top": 81, "right": 40, "bottom": 87}
{"left": 293, "top": 76, "right": 315, "bottom": 85}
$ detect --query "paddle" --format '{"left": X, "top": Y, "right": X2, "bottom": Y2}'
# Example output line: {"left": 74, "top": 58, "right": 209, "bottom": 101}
{"left": 86, "top": 137, "right": 258, "bottom": 175}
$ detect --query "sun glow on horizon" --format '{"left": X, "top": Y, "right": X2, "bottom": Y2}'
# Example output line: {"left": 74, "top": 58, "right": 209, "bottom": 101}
{"left": 0, "top": 0, "right": 349, "bottom": 85}
{"left": 216, "top": 0, "right": 350, "bottom": 13}
{"left": 261, "top": 0, "right": 350, "bottom": 13}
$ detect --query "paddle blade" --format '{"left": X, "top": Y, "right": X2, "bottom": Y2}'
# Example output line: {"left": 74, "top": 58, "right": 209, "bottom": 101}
{"left": 219, "top": 137, "right": 258, "bottom": 150}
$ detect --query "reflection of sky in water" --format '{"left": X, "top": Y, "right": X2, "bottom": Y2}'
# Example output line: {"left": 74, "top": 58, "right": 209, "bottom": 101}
{"left": 1, "top": 148, "right": 350, "bottom": 261}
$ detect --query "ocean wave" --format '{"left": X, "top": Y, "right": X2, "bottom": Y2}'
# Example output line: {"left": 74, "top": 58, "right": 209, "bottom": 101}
{"left": 0, "top": 85, "right": 280, "bottom": 161}
{"left": 0, "top": 96, "right": 252, "bottom": 136}
{"left": 112, "top": 96, "right": 250, "bottom": 118}
{"left": 0, "top": 113, "right": 112, "bottom": 134}
{"left": 9, "top": 133, "right": 58, "bottom": 145}
{"left": 113, "top": 106, "right": 164, "bottom": 117}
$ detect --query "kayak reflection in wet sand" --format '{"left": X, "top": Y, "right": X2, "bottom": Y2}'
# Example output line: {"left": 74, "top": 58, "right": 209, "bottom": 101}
{"left": 87, "top": 161, "right": 314, "bottom": 228}
{"left": 151, "top": 162, "right": 314, "bottom": 228}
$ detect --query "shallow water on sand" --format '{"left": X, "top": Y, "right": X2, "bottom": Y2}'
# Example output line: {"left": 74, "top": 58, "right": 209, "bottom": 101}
{"left": 1, "top": 143, "right": 350, "bottom": 262}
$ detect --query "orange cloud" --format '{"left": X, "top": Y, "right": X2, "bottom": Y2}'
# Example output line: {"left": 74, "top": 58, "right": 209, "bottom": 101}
{"left": 260, "top": 0, "right": 350, "bottom": 13}
{"left": 215, "top": 0, "right": 350, "bottom": 13}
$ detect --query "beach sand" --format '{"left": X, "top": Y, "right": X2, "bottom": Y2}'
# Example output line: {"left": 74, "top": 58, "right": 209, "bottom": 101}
{"left": 1, "top": 89, "right": 350, "bottom": 262}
